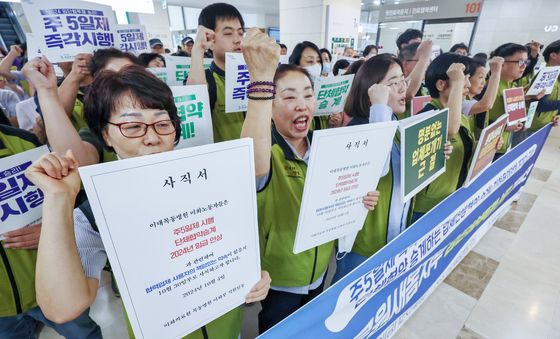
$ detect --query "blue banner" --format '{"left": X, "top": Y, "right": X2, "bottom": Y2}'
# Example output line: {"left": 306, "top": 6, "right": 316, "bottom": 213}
{"left": 260, "top": 125, "right": 552, "bottom": 339}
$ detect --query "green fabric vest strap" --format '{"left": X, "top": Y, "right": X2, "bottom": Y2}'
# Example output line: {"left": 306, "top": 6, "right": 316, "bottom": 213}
{"left": 257, "top": 127, "right": 333, "bottom": 286}
{"left": 0, "top": 125, "right": 41, "bottom": 316}
{"left": 208, "top": 63, "right": 246, "bottom": 142}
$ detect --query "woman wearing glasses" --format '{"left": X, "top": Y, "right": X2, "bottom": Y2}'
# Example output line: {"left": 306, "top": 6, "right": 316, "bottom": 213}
{"left": 332, "top": 54, "right": 437, "bottom": 282}
{"left": 21, "top": 60, "right": 271, "bottom": 339}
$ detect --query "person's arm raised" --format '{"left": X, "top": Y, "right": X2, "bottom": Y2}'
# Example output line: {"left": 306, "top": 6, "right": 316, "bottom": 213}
{"left": 23, "top": 57, "right": 100, "bottom": 166}
{"left": 470, "top": 57, "right": 504, "bottom": 114}
{"left": 240, "top": 28, "right": 280, "bottom": 177}
{"left": 446, "top": 63, "right": 466, "bottom": 138}
{"left": 406, "top": 40, "right": 432, "bottom": 101}
{"left": 58, "top": 53, "right": 93, "bottom": 117}
{"left": 26, "top": 151, "right": 98, "bottom": 323}
{"left": 186, "top": 26, "right": 215, "bottom": 85}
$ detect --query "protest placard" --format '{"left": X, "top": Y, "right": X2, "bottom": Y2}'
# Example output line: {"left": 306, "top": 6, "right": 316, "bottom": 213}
{"left": 260, "top": 125, "right": 552, "bottom": 339}
{"left": 293, "top": 121, "right": 398, "bottom": 254}
{"left": 225, "top": 53, "right": 249, "bottom": 113}
{"left": 524, "top": 101, "right": 539, "bottom": 130}
{"left": 503, "top": 87, "right": 526, "bottom": 126}
{"left": 147, "top": 67, "right": 168, "bottom": 84}
{"left": 165, "top": 56, "right": 213, "bottom": 86}
{"left": 115, "top": 24, "right": 150, "bottom": 55}
{"left": 0, "top": 145, "right": 49, "bottom": 239}
{"left": 79, "top": 138, "right": 260, "bottom": 339}
{"left": 171, "top": 85, "right": 214, "bottom": 149}
{"left": 465, "top": 113, "right": 508, "bottom": 185}
{"left": 410, "top": 95, "right": 432, "bottom": 116}
{"left": 526, "top": 66, "right": 560, "bottom": 96}
{"left": 314, "top": 74, "right": 354, "bottom": 116}
{"left": 21, "top": 0, "right": 117, "bottom": 62}
{"left": 399, "top": 109, "right": 448, "bottom": 201}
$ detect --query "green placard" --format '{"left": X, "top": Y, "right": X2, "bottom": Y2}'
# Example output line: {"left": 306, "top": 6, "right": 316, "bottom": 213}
{"left": 400, "top": 108, "right": 449, "bottom": 201}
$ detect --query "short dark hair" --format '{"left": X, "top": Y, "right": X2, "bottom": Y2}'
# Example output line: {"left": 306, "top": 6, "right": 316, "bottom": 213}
{"left": 490, "top": 43, "right": 527, "bottom": 58}
{"left": 319, "top": 48, "right": 332, "bottom": 62}
{"left": 273, "top": 64, "right": 314, "bottom": 88}
{"left": 425, "top": 52, "right": 471, "bottom": 98}
{"left": 344, "top": 54, "right": 403, "bottom": 119}
{"left": 450, "top": 43, "right": 469, "bottom": 53}
{"left": 468, "top": 59, "right": 486, "bottom": 77}
{"left": 398, "top": 42, "right": 420, "bottom": 61}
{"left": 138, "top": 53, "right": 166, "bottom": 67}
{"left": 278, "top": 43, "right": 287, "bottom": 50}
{"left": 396, "top": 29, "right": 422, "bottom": 49}
{"left": 543, "top": 40, "right": 560, "bottom": 63}
{"left": 289, "top": 41, "right": 323, "bottom": 69}
{"left": 332, "top": 59, "right": 350, "bottom": 75}
{"left": 89, "top": 48, "right": 139, "bottom": 75}
{"left": 472, "top": 52, "right": 488, "bottom": 64}
{"left": 84, "top": 65, "right": 180, "bottom": 151}
{"left": 363, "top": 45, "right": 378, "bottom": 57}
{"left": 198, "top": 3, "right": 245, "bottom": 31}
{"left": 345, "top": 59, "right": 365, "bottom": 75}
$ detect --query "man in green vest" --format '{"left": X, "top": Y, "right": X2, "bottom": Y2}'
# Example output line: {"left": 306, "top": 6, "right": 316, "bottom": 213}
{"left": 0, "top": 124, "right": 101, "bottom": 338}
{"left": 186, "top": 3, "right": 247, "bottom": 142}
{"left": 530, "top": 40, "right": 560, "bottom": 131}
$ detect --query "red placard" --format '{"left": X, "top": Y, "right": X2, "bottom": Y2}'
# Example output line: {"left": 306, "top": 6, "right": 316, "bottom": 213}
{"left": 410, "top": 95, "right": 432, "bottom": 116}
{"left": 503, "top": 87, "right": 526, "bottom": 125}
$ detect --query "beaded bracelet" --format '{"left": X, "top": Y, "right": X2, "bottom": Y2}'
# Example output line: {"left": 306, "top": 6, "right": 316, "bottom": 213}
{"left": 247, "top": 81, "right": 275, "bottom": 89}
{"left": 247, "top": 94, "right": 275, "bottom": 100}
{"left": 247, "top": 87, "right": 276, "bottom": 94}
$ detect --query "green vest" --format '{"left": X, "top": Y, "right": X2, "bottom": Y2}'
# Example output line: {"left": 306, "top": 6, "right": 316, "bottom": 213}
{"left": 530, "top": 65, "right": 560, "bottom": 131}
{"left": 489, "top": 79, "right": 519, "bottom": 153}
{"left": 414, "top": 99, "right": 475, "bottom": 213}
{"left": 257, "top": 127, "right": 333, "bottom": 287}
{"left": 0, "top": 125, "right": 41, "bottom": 317}
{"left": 351, "top": 165, "right": 394, "bottom": 258}
{"left": 71, "top": 95, "right": 89, "bottom": 133}
{"left": 210, "top": 68, "right": 246, "bottom": 142}
{"left": 310, "top": 116, "right": 330, "bottom": 131}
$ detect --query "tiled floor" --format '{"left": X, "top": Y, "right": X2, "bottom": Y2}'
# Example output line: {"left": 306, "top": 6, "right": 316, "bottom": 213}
{"left": 39, "top": 127, "right": 560, "bottom": 339}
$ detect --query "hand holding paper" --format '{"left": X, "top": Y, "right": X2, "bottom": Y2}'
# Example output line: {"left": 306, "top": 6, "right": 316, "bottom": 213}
{"left": 2, "top": 223, "right": 42, "bottom": 249}
{"left": 244, "top": 271, "right": 271, "bottom": 303}
{"left": 362, "top": 191, "right": 380, "bottom": 211}
{"left": 25, "top": 150, "right": 81, "bottom": 198}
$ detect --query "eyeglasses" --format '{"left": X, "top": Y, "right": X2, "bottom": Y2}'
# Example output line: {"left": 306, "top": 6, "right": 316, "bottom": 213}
{"left": 385, "top": 78, "right": 408, "bottom": 91}
{"left": 504, "top": 59, "right": 530, "bottom": 67}
{"left": 107, "top": 120, "right": 177, "bottom": 138}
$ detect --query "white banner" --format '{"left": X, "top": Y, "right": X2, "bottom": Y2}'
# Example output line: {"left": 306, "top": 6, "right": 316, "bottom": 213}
{"left": 314, "top": 74, "right": 354, "bottom": 116}
{"left": 0, "top": 145, "right": 49, "bottom": 239}
{"left": 225, "top": 52, "right": 249, "bottom": 113}
{"left": 171, "top": 85, "right": 214, "bottom": 149}
{"left": 526, "top": 66, "right": 560, "bottom": 96}
{"left": 78, "top": 139, "right": 260, "bottom": 339}
{"left": 164, "top": 55, "right": 213, "bottom": 86}
{"left": 115, "top": 24, "right": 150, "bottom": 55}
{"left": 293, "top": 121, "right": 398, "bottom": 254}
{"left": 21, "top": 0, "right": 117, "bottom": 62}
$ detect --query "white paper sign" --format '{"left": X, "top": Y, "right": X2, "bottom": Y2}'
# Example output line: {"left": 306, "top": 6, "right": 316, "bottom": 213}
{"left": 431, "top": 45, "right": 441, "bottom": 60}
{"left": 314, "top": 74, "right": 354, "bottom": 116}
{"left": 524, "top": 101, "right": 539, "bottom": 130}
{"left": 78, "top": 139, "right": 260, "bottom": 339}
{"left": 115, "top": 24, "right": 150, "bottom": 55}
{"left": 279, "top": 55, "right": 289, "bottom": 64}
{"left": 147, "top": 67, "right": 168, "bottom": 84}
{"left": 293, "top": 121, "right": 398, "bottom": 254}
{"left": 171, "top": 85, "right": 214, "bottom": 149}
{"left": 164, "top": 56, "right": 214, "bottom": 86}
{"left": 21, "top": 0, "right": 117, "bottom": 63}
{"left": 526, "top": 66, "right": 560, "bottom": 96}
{"left": 225, "top": 52, "right": 250, "bottom": 113}
{"left": 0, "top": 145, "right": 49, "bottom": 238}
